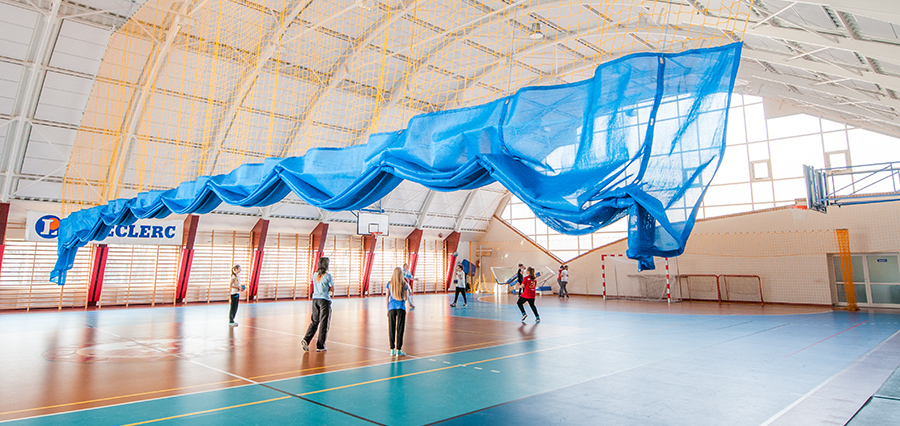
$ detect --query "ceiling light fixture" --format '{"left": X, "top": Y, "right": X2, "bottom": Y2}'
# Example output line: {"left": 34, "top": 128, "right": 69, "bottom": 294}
{"left": 528, "top": 22, "right": 544, "bottom": 40}
{"left": 357, "top": 0, "right": 374, "bottom": 11}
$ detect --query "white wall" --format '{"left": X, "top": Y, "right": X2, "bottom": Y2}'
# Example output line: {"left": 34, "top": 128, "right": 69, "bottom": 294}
{"left": 474, "top": 218, "right": 559, "bottom": 289}
{"left": 558, "top": 202, "right": 900, "bottom": 305}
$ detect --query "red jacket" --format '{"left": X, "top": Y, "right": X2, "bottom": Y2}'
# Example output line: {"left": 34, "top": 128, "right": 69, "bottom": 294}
{"left": 521, "top": 276, "right": 537, "bottom": 298}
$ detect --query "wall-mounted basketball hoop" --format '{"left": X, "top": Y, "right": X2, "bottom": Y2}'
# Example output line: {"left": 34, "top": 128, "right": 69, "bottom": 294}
{"left": 358, "top": 211, "right": 389, "bottom": 236}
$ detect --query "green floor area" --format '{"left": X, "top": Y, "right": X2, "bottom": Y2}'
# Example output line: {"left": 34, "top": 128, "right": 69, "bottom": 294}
{"left": 847, "top": 367, "right": 900, "bottom": 425}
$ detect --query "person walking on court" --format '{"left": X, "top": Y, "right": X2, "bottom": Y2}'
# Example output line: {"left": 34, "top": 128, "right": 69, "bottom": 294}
{"left": 558, "top": 265, "right": 570, "bottom": 299}
{"left": 517, "top": 266, "right": 540, "bottom": 323}
{"left": 302, "top": 257, "right": 334, "bottom": 352}
{"left": 450, "top": 264, "right": 467, "bottom": 307}
{"left": 386, "top": 267, "right": 409, "bottom": 356}
{"left": 228, "top": 264, "right": 245, "bottom": 326}
{"left": 556, "top": 265, "right": 563, "bottom": 297}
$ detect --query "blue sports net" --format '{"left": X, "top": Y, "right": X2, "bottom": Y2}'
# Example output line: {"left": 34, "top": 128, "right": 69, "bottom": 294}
{"left": 51, "top": 43, "right": 742, "bottom": 285}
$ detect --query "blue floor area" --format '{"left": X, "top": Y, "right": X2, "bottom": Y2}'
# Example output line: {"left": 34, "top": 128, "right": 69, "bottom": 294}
{"left": 6, "top": 297, "right": 900, "bottom": 426}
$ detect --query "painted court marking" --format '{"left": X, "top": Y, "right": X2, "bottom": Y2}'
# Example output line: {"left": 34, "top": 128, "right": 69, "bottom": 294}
{"left": 784, "top": 320, "right": 869, "bottom": 357}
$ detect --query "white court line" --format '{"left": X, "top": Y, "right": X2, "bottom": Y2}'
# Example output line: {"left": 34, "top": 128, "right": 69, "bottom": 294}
{"left": 246, "top": 325, "right": 403, "bottom": 357}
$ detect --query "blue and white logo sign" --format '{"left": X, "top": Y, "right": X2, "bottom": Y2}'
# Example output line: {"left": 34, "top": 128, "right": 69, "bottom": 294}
{"left": 34, "top": 214, "right": 60, "bottom": 239}
{"left": 27, "top": 211, "right": 183, "bottom": 246}
{"left": 27, "top": 211, "right": 61, "bottom": 241}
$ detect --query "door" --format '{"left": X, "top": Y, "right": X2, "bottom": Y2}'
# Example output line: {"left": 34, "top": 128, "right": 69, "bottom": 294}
{"left": 832, "top": 253, "right": 900, "bottom": 308}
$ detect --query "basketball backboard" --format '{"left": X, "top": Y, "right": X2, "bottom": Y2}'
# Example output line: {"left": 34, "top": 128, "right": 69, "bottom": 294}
{"left": 357, "top": 212, "right": 389, "bottom": 236}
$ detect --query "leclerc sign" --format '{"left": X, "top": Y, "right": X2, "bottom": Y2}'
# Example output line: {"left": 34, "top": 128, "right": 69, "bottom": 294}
{"left": 26, "top": 211, "right": 183, "bottom": 246}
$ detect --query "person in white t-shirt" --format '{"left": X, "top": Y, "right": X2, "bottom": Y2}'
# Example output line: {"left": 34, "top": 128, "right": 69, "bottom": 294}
{"left": 228, "top": 265, "right": 245, "bottom": 326}
{"left": 558, "top": 265, "right": 569, "bottom": 299}
{"left": 450, "top": 264, "right": 467, "bottom": 307}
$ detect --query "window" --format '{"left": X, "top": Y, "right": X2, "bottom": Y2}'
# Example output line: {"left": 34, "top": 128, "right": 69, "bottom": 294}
{"left": 498, "top": 99, "right": 900, "bottom": 263}
{"left": 258, "top": 233, "right": 311, "bottom": 300}
{"left": 825, "top": 150, "right": 850, "bottom": 169}
{"left": 751, "top": 160, "right": 771, "bottom": 180}
{"left": 0, "top": 236, "right": 92, "bottom": 311}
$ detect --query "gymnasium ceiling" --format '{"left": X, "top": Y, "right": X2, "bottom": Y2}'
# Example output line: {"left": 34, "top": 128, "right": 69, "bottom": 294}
{"left": 0, "top": 0, "right": 899, "bottom": 237}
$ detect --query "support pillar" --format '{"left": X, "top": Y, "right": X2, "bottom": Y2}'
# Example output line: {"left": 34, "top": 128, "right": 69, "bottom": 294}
{"left": 361, "top": 234, "right": 377, "bottom": 295}
{"left": 175, "top": 215, "right": 199, "bottom": 303}
{"left": 87, "top": 244, "right": 109, "bottom": 307}
{"left": 0, "top": 203, "right": 9, "bottom": 271}
{"left": 443, "top": 231, "right": 460, "bottom": 291}
{"left": 309, "top": 223, "right": 329, "bottom": 297}
{"left": 248, "top": 218, "right": 269, "bottom": 300}
{"left": 836, "top": 229, "right": 859, "bottom": 311}
{"left": 406, "top": 229, "right": 423, "bottom": 290}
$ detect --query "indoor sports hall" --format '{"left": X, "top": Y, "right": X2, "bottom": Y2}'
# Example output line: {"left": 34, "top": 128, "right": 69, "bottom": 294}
{"left": 1, "top": 0, "right": 900, "bottom": 425}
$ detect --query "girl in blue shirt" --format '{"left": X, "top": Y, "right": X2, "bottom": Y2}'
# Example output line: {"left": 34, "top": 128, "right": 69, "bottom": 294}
{"left": 386, "top": 267, "right": 409, "bottom": 356}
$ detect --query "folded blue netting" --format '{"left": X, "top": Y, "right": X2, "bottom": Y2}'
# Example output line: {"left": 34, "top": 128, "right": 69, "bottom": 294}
{"left": 51, "top": 43, "right": 742, "bottom": 285}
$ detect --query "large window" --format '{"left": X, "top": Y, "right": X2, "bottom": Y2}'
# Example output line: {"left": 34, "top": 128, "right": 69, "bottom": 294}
{"left": 0, "top": 236, "right": 92, "bottom": 310}
{"left": 258, "top": 233, "right": 311, "bottom": 300}
{"left": 370, "top": 237, "right": 407, "bottom": 295}
{"left": 188, "top": 231, "right": 253, "bottom": 303}
{"left": 502, "top": 95, "right": 900, "bottom": 260}
{"left": 0, "top": 226, "right": 450, "bottom": 310}
{"left": 324, "top": 235, "right": 364, "bottom": 297}
{"left": 102, "top": 245, "right": 180, "bottom": 306}
{"left": 416, "top": 239, "right": 447, "bottom": 292}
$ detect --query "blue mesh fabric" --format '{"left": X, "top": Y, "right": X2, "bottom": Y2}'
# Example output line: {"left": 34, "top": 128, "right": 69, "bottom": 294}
{"left": 51, "top": 43, "right": 742, "bottom": 284}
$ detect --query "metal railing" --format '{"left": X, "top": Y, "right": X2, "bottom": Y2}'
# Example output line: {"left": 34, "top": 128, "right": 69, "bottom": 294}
{"left": 805, "top": 162, "right": 900, "bottom": 212}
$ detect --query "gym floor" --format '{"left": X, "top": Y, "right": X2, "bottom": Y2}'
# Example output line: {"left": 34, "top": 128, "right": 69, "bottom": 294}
{"left": 1, "top": 293, "right": 899, "bottom": 425}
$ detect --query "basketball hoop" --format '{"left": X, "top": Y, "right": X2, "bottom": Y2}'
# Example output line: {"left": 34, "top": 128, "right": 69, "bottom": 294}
{"left": 358, "top": 212, "right": 389, "bottom": 237}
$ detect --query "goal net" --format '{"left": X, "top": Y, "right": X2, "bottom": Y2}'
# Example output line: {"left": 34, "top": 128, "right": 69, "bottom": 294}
{"left": 605, "top": 257, "right": 680, "bottom": 302}
{"left": 678, "top": 275, "right": 719, "bottom": 302}
{"left": 719, "top": 275, "right": 763, "bottom": 304}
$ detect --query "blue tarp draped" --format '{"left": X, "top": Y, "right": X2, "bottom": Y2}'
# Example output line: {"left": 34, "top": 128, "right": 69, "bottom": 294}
{"left": 51, "top": 43, "right": 742, "bottom": 285}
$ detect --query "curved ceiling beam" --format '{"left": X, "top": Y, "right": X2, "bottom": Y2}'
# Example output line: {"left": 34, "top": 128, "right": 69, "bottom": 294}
{"left": 198, "top": 0, "right": 360, "bottom": 178}
{"left": 277, "top": 0, "right": 422, "bottom": 158}
{"left": 800, "top": 0, "right": 900, "bottom": 24}
{"left": 520, "top": 53, "right": 900, "bottom": 137}
{"left": 2, "top": 0, "right": 61, "bottom": 202}
{"left": 105, "top": 1, "right": 195, "bottom": 202}
{"left": 749, "top": 25, "right": 900, "bottom": 73}
{"left": 346, "top": 0, "right": 568, "bottom": 147}
{"left": 744, "top": 70, "right": 900, "bottom": 114}
{"left": 745, "top": 76, "right": 900, "bottom": 138}
{"left": 415, "top": 190, "right": 435, "bottom": 228}
{"left": 440, "top": 19, "right": 732, "bottom": 112}
{"left": 742, "top": 49, "right": 900, "bottom": 95}
{"left": 438, "top": 19, "right": 643, "bottom": 110}
{"left": 454, "top": 189, "right": 477, "bottom": 232}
